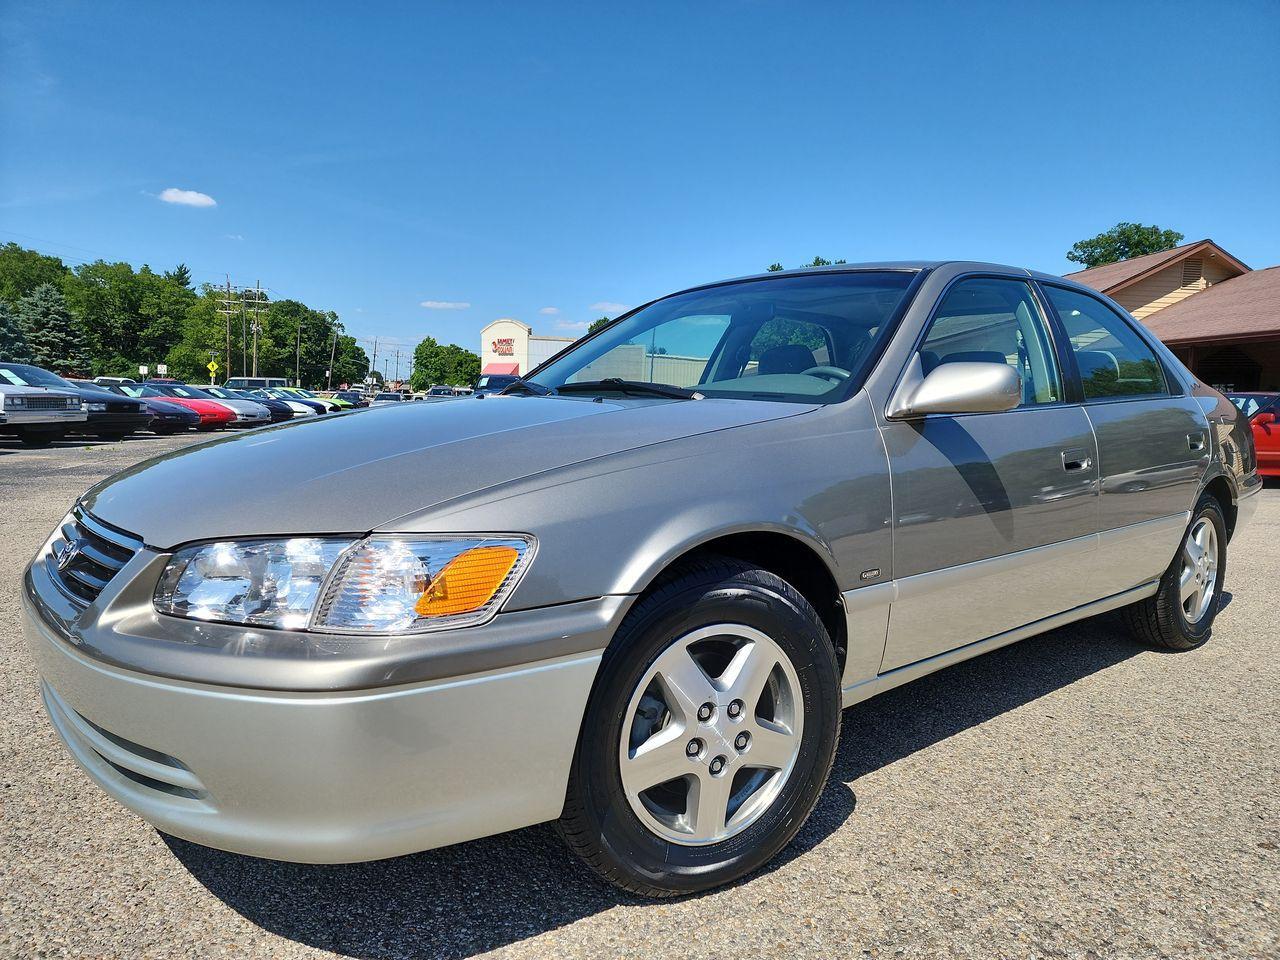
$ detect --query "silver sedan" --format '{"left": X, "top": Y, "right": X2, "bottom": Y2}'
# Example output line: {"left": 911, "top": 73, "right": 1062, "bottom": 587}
{"left": 23, "top": 261, "right": 1261, "bottom": 897}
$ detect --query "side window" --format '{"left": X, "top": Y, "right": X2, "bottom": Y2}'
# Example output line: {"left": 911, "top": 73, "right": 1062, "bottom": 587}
{"left": 1043, "top": 286, "right": 1168, "bottom": 400}
{"left": 919, "top": 277, "right": 1062, "bottom": 406}
{"left": 741, "top": 317, "right": 833, "bottom": 378}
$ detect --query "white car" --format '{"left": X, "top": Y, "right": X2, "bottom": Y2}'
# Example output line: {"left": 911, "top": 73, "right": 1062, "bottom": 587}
{"left": 0, "top": 364, "right": 88, "bottom": 446}
{"left": 370, "top": 392, "right": 405, "bottom": 406}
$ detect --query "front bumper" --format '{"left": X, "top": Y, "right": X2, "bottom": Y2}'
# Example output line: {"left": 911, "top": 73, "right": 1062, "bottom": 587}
{"left": 1, "top": 408, "right": 87, "bottom": 426}
{"left": 70, "top": 412, "right": 153, "bottom": 435}
{"left": 24, "top": 586, "right": 611, "bottom": 863}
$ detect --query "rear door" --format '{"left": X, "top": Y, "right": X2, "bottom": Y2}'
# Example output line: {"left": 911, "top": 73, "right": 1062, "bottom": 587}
{"left": 1038, "top": 283, "right": 1209, "bottom": 593}
{"left": 879, "top": 275, "right": 1100, "bottom": 671}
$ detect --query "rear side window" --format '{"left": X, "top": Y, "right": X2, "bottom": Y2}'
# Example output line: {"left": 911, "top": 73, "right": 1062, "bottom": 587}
{"left": 1043, "top": 286, "right": 1168, "bottom": 399}
{"left": 919, "top": 277, "right": 1063, "bottom": 406}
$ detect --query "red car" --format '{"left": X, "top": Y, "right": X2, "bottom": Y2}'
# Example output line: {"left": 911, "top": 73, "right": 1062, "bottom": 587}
{"left": 1228, "top": 392, "right": 1279, "bottom": 478}
{"left": 120, "top": 383, "right": 235, "bottom": 431}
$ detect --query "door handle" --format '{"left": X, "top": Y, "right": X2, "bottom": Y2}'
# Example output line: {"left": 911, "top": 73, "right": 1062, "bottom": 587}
{"left": 1061, "top": 448, "right": 1092, "bottom": 472}
{"left": 1187, "top": 432, "right": 1207, "bottom": 452}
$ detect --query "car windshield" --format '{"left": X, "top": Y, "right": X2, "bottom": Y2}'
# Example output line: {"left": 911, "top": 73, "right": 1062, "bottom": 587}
{"left": 525, "top": 271, "right": 919, "bottom": 403}
{"left": 374, "top": 393, "right": 401, "bottom": 401}
{"left": 0, "top": 363, "right": 76, "bottom": 389}
{"left": 158, "top": 384, "right": 217, "bottom": 400}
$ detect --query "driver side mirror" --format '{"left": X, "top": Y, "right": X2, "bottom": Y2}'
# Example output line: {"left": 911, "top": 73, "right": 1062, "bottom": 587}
{"left": 887, "top": 355, "right": 1022, "bottom": 419}
{"left": 1254, "top": 412, "right": 1276, "bottom": 427}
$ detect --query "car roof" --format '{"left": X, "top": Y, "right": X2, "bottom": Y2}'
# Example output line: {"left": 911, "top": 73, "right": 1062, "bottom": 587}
{"left": 654, "top": 260, "right": 1095, "bottom": 306}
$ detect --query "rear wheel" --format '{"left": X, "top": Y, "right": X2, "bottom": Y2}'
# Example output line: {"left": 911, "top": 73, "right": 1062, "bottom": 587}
{"left": 1122, "top": 492, "right": 1226, "bottom": 651}
{"left": 559, "top": 556, "right": 840, "bottom": 896}
{"left": 95, "top": 430, "right": 132, "bottom": 441}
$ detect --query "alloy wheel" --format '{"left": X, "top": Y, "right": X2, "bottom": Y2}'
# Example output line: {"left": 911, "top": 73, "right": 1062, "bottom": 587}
{"left": 1179, "top": 517, "right": 1218, "bottom": 624}
{"left": 618, "top": 624, "right": 803, "bottom": 846}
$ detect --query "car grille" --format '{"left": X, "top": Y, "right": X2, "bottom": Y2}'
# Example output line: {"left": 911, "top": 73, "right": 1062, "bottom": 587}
{"left": 106, "top": 401, "right": 143, "bottom": 413}
{"left": 7, "top": 395, "right": 76, "bottom": 411}
{"left": 45, "top": 508, "right": 143, "bottom": 608}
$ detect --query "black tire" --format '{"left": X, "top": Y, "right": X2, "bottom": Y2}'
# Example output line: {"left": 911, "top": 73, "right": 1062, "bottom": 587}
{"left": 95, "top": 430, "right": 131, "bottom": 442}
{"left": 1122, "top": 492, "right": 1227, "bottom": 651}
{"left": 17, "top": 427, "right": 64, "bottom": 448}
{"left": 559, "top": 555, "right": 841, "bottom": 897}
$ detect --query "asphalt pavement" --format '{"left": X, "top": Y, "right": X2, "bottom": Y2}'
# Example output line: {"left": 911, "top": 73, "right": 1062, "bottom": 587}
{"left": 2, "top": 431, "right": 1277, "bottom": 959}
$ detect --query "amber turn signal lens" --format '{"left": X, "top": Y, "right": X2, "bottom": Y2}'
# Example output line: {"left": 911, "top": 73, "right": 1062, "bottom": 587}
{"left": 414, "top": 545, "right": 520, "bottom": 617}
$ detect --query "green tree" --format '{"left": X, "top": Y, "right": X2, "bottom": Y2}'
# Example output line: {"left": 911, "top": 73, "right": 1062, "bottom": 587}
{"left": 1066, "top": 222, "right": 1184, "bottom": 269}
{"left": 587, "top": 316, "right": 612, "bottom": 334}
{"left": 164, "top": 263, "right": 193, "bottom": 288}
{"left": 0, "top": 301, "right": 33, "bottom": 362}
{"left": 408, "top": 336, "right": 481, "bottom": 390}
{"left": 18, "top": 283, "right": 92, "bottom": 373}
{"left": 764, "top": 256, "right": 846, "bottom": 272}
{"left": 0, "top": 243, "right": 69, "bottom": 305}
{"left": 62, "top": 260, "right": 196, "bottom": 375}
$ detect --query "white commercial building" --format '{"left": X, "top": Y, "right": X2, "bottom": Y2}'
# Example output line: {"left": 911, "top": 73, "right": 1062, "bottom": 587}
{"left": 479, "top": 319, "right": 576, "bottom": 378}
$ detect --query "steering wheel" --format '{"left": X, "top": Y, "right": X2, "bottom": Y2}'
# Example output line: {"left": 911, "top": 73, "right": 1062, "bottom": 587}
{"left": 800, "top": 365, "right": 851, "bottom": 383}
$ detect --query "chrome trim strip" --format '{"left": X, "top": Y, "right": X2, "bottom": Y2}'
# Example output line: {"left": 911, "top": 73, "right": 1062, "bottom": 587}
{"left": 74, "top": 507, "right": 144, "bottom": 553}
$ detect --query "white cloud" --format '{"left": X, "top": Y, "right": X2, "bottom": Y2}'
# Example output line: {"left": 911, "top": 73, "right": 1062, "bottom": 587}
{"left": 224, "top": 233, "right": 244, "bottom": 241}
{"left": 590, "top": 301, "right": 629, "bottom": 314}
{"left": 556, "top": 319, "right": 590, "bottom": 331}
{"left": 419, "top": 300, "right": 471, "bottom": 310}
{"left": 538, "top": 306, "right": 560, "bottom": 315}
{"left": 159, "top": 187, "right": 217, "bottom": 207}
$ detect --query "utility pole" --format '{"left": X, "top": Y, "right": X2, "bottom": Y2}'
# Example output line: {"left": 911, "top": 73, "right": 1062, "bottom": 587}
{"left": 369, "top": 337, "right": 379, "bottom": 387}
{"left": 251, "top": 280, "right": 263, "bottom": 377}
{"left": 327, "top": 330, "right": 338, "bottom": 390}
{"left": 216, "top": 276, "right": 237, "bottom": 380}
{"left": 393, "top": 349, "right": 401, "bottom": 386}
{"left": 295, "top": 319, "right": 302, "bottom": 387}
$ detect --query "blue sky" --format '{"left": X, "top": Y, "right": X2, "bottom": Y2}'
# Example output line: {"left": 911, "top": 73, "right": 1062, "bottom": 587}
{"left": 2, "top": 1, "right": 1278, "bottom": 356}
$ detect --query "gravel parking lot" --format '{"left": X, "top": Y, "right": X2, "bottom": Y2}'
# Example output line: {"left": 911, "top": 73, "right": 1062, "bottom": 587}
{"left": 2, "top": 433, "right": 1277, "bottom": 960}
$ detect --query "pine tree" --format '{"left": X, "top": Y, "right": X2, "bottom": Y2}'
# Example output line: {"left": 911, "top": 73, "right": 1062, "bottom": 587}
{"left": 17, "top": 283, "right": 92, "bottom": 374}
{"left": 0, "top": 301, "right": 33, "bottom": 362}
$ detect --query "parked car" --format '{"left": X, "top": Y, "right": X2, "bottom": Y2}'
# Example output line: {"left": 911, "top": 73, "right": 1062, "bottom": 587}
{"left": 426, "top": 386, "right": 459, "bottom": 399}
{"left": 332, "top": 389, "right": 369, "bottom": 408}
{"left": 253, "top": 388, "right": 325, "bottom": 416}
{"left": 194, "top": 385, "right": 281, "bottom": 426}
{"left": 23, "top": 261, "right": 1261, "bottom": 898}
{"left": 224, "top": 376, "right": 290, "bottom": 391}
{"left": 90, "top": 381, "right": 202, "bottom": 435}
{"left": 279, "top": 386, "right": 349, "bottom": 411}
{"left": 93, "top": 376, "right": 137, "bottom": 387}
{"left": 69, "top": 378, "right": 189, "bottom": 440}
{"left": 1227, "top": 392, "right": 1278, "bottom": 478}
{"left": 225, "top": 388, "right": 295, "bottom": 423}
{"left": 146, "top": 381, "right": 270, "bottom": 429}
{"left": 473, "top": 373, "right": 522, "bottom": 394}
{"left": 133, "top": 383, "right": 235, "bottom": 430}
{"left": 370, "top": 391, "right": 404, "bottom": 405}
{"left": 0, "top": 363, "right": 86, "bottom": 446}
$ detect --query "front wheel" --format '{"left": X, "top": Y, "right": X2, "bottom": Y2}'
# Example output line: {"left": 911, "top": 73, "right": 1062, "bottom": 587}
{"left": 1122, "top": 492, "right": 1227, "bottom": 651}
{"left": 559, "top": 556, "right": 841, "bottom": 897}
{"left": 17, "top": 427, "right": 64, "bottom": 447}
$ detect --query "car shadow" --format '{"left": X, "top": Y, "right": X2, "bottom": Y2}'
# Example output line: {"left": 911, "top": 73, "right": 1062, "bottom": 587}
{"left": 168, "top": 612, "right": 1145, "bottom": 959}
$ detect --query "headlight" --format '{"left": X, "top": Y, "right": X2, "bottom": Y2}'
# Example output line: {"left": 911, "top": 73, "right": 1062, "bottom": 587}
{"left": 7, "top": 396, "right": 26, "bottom": 408}
{"left": 154, "top": 535, "right": 534, "bottom": 633}
{"left": 83, "top": 401, "right": 108, "bottom": 412}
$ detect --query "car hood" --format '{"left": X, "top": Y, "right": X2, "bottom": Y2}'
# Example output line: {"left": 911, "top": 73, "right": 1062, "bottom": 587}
{"left": 211, "top": 398, "right": 269, "bottom": 415}
{"left": 82, "top": 394, "right": 812, "bottom": 547}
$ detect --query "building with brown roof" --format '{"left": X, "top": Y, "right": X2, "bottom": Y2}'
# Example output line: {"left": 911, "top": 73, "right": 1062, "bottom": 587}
{"left": 1064, "top": 239, "right": 1280, "bottom": 391}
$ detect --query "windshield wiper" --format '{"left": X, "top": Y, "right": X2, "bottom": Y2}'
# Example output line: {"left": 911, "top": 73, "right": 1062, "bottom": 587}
{"left": 555, "top": 378, "right": 701, "bottom": 400}
{"left": 498, "top": 379, "right": 554, "bottom": 396}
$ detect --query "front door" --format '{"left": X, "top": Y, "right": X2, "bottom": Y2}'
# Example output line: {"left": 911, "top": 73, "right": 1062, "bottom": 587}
{"left": 879, "top": 276, "right": 1100, "bottom": 672}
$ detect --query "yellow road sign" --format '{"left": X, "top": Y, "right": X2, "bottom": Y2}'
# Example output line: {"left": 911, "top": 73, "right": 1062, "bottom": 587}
{"left": 207, "top": 360, "right": 219, "bottom": 375}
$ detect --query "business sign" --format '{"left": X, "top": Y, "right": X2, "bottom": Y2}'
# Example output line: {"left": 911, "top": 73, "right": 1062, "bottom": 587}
{"left": 491, "top": 337, "right": 515, "bottom": 356}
